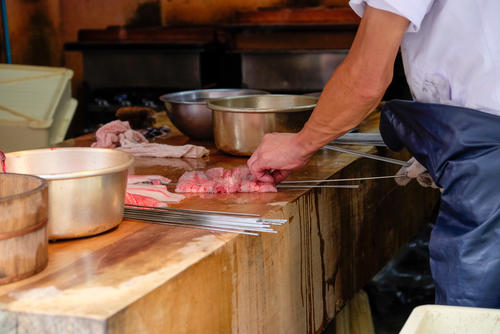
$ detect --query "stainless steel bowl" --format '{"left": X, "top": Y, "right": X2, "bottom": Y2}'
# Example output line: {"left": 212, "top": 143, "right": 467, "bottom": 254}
{"left": 160, "top": 88, "right": 268, "bottom": 140}
{"left": 5, "top": 148, "right": 134, "bottom": 240}
{"left": 208, "top": 94, "right": 318, "bottom": 156}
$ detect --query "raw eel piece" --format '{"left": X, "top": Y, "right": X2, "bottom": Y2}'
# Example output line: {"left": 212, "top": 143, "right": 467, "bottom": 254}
{"left": 175, "top": 167, "right": 277, "bottom": 193}
{"left": 127, "top": 184, "right": 185, "bottom": 203}
{"left": 205, "top": 167, "right": 229, "bottom": 179}
{"left": 125, "top": 192, "right": 168, "bottom": 208}
{"left": 175, "top": 171, "right": 214, "bottom": 193}
{"left": 127, "top": 174, "right": 171, "bottom": 185}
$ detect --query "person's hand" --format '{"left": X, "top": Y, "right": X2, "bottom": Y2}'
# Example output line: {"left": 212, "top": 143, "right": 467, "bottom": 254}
{"left": 248, "top": 133, "right": 314, "bottom": 183}
{"left": 395, "top": 157, "right": 439, "bottom": 189}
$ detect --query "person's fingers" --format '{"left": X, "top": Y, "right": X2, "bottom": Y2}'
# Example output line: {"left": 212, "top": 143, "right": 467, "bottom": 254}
{"left": 249, "top": 158, "right": 275, "bottom": 183}
{"left": 255, "top": 169, "right": 275, "bottom": 183}
{"left": 395, "top": 165, "right": 411, "bottom": 186}
{"left": 395, "top": 165, "right": 407, "bottom": 177}
{"left": 416, "top": 173, "right": 439, "bottom": 188}
{"left": 247, "top": 151, "right": 258, "bottom": 167}
{"left": 395, "top": 173, "right": 411, "bottom": 186}
{"left": 271, "top": 170, "right": 291, "bottom": 184}
{"left": 406, "top": 158, "right": 427, "bottom": 178}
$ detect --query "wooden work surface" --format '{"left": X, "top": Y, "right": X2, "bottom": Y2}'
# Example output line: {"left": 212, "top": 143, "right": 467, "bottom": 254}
{"left": 0, "top": 113, "right": 439, "bottom": 334}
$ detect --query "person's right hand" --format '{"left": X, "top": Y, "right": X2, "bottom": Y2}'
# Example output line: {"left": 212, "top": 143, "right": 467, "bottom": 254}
{"left": 248, "top": 132, "right": 314, "bottom": 184}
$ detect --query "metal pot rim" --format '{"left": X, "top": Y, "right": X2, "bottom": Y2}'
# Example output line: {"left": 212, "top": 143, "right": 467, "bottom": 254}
{"left": 159, "top": 89, "right": 268, "bottom": 105}
{"left": 0, "top": 173, "right": 47, "bottom": 203}
{"left": 5, "top": 148, "right": 135, "bottom": 180}
{"left": 207, "top": 94, "right": 318, "bottom": 113}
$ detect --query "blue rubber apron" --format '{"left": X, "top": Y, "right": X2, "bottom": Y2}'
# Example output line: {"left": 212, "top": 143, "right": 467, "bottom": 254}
{"left": 380, "top": 99, "right": 500, "bottom": 308}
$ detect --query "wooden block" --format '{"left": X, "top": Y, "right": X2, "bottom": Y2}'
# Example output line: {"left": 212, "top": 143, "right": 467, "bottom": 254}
{"left": 0, "top": 113, "right": 440, "bottom": 333}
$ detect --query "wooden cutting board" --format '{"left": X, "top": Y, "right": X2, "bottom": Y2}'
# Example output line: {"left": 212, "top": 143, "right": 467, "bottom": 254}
{"left": 0, "top": 112, "right": 440, "bottom": 333}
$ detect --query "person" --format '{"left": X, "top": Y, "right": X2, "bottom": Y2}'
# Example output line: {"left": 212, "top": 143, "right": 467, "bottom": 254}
{"left": 248, "top": 1, "right": 500, "bottom": 308}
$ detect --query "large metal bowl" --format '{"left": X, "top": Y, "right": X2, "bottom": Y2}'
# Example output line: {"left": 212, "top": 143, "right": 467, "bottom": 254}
{"left": 160, "top": 88, "right": 268, "bottom": 140}
{"left": 5, "top": 148, "right": 134, "bottom": 240}
{"left": 208, "top": 94, "right": 318, "bottom": 156}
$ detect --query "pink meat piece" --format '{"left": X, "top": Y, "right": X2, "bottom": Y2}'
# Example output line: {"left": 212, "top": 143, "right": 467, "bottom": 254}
{"left": 175, "top": 167, "right": 277, "bottom": 193}
{"left": 127, "top": 174, "right": 171, "bottom": 185}
{"left": 92, "top": 120, "right": 148, "bottom": 148}
{"left": 231, "top": 167, "right": 253, "bottom": 180}
{"left": 125, "top": 192, "right": 168, "bottom": 208}
{"left": 221, "top": 172, "right": 240, "bottom": 193}
{"left": 175, "top": 171, "right": 213, "bottom": 193}
{"left": 127, "top": 184, "right": 185, "bottom": 203}
{"left": 258, "top": 182, "right": 279, "bottom": 192}
{"left": 205, "top": 167, "right": 225, "bottom": 179}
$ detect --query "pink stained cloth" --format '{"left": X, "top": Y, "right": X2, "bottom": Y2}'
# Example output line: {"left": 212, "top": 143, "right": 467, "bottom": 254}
{"left": 126, "top": 184, "right": 185, "bottom": 203}
{"left": 117, "top": 143, "right": 209, "bottom": 159}
{"left": 125, "top": 192, "right": 168, "bottom": 208}
{"left": 175, "top": 167, "right": 277, "bottom": 193}
{"left": 92, "top": 120, "right": 148, "bottom": 148}
{"left": 91, "top": 120, "right": 209, "bottom": 159}
{"left": 125, "top": 174, "right": 185, "bottom": 208}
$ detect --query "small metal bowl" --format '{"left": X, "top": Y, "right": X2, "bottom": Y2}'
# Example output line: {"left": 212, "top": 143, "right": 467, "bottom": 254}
{"left": 159, "top": 88, "right": 268, "bottom": 140}
{"left": 5, "top": 148, "right": 134, "bottom": 240}
{"left": 208, "top": 94, "right": 318, "bottom": 156}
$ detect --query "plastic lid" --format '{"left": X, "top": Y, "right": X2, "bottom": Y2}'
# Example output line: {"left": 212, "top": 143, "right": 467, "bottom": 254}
{"left": 0, "top": 64, "right": 73, "bottom": 129}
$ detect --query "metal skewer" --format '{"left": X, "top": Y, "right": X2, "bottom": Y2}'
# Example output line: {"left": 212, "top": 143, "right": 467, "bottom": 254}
{"left": 282, "top": 175, "right": 398, "bottom": 183}
{"left": 330, "top": 133, "right": 387, "bottom": 147}
{"left": 124, "top": 211, "right": 275, "bottom": 233}
{"left": 166, "top": 183, "right": 359, "bottom": 189}
{"left": 125, "top": 208, "right": 273, "bottom": 228}
{"left": 276, "top": 184, "right": 359, "bottom": 189}
{"left": 125, "top": 213, "right": 277, "bottom": 234}
{"left": 123, "top": 204, "right": 287, "bottom": 235}
{"left": 323, "top": 145, "right": 409, "bottom": 167}
{"left": 125, "top": 203, "right": 261, "bottom": 218}
{"left": 124, "top": 205, "right": 287, "bottom": 225}
{"left": 126, "top": 217, "right": 260, "bottom": 236}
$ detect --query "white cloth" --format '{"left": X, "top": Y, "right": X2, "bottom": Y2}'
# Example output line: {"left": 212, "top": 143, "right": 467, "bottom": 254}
{"left": 117, "top": 143, "right": 209, "bottom": 159}
{"left": 349, "top": 0, "right": 500, "bottom": 116}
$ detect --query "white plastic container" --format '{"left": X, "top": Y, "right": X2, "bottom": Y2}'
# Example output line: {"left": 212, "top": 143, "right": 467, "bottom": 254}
{"left": 400, "top": 305, "right": 500, "bottom": 334}
{"left": 0, "top": 64, "right": 77, "bottom": 152}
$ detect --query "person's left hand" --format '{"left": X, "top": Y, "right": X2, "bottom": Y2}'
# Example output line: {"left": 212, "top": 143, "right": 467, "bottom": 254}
{"left": 395, "top": 157, "right": 440, "bottom": 189}
{"left": 248, "top": 132, "right": 314, "bottom": 184}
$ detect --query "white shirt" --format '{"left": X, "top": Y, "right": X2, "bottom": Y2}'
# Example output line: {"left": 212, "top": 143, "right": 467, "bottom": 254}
{"left": 349, "top": 0, "right": 500, "bottom": 116}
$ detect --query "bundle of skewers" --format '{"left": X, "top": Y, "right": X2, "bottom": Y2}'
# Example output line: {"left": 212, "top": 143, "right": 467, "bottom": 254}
{"left": 124, "top": 205, "right": 286, "bottom": 236}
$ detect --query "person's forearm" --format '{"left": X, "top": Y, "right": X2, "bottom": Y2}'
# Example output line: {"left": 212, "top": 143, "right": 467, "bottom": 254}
{"left": 296, "top": 62, "right": 388, "bottom": 152}
{"left": 292, "top": 6, "right": 409, "bottom": 156}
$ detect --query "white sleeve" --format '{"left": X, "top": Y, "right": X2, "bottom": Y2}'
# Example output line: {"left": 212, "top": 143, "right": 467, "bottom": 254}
{"left": 349, "top": 0, "right": 434, "bottom": 33}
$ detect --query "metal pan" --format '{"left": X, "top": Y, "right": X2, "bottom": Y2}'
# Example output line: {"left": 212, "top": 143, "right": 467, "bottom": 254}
{"left": 208, "top": 94, "right": 318, "bottom": 156}
{"left": 5, "top": 147, "right": 134, "bottom": 240}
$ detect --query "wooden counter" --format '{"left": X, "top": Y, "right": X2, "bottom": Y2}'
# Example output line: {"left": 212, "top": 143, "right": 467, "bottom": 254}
{"left": 0, "top": 114, "right": 439, "bottom": 334}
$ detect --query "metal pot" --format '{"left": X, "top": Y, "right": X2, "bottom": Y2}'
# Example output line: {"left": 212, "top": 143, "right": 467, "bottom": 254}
{"left": 208, "top": 94, "right": 318, "bottom": 156}
{"left": 159, "top": 88, "right": 268, "bottom": 140}
{"left": 5, "top": 148, "right": 134, "bottom": 240}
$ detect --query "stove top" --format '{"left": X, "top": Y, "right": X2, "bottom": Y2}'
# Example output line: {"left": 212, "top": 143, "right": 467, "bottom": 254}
{"left": 81, "top": 88, "right": 168, "bottom": 134}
